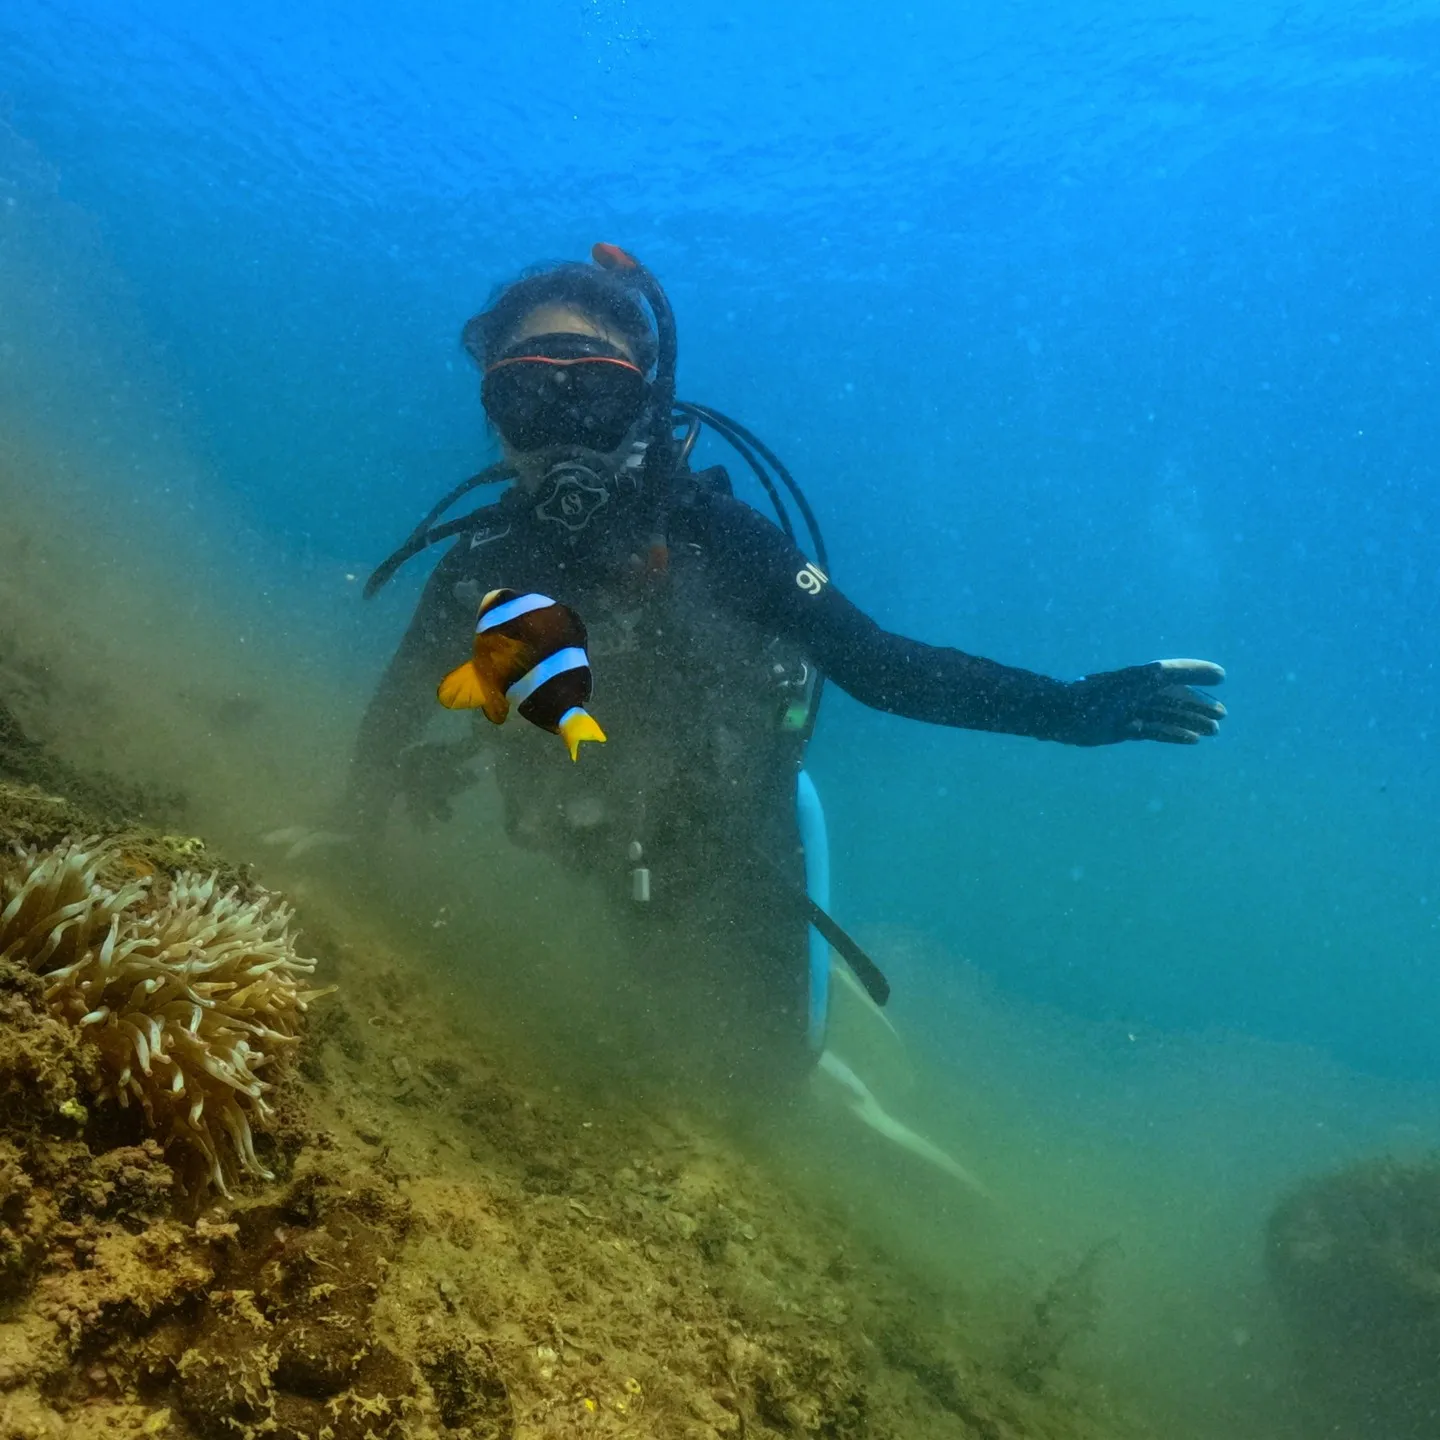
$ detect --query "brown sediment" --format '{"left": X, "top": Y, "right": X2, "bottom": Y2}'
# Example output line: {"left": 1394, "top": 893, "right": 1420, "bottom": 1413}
{"left": 0, "top": 762, "right": 1156, "bottom": 1439}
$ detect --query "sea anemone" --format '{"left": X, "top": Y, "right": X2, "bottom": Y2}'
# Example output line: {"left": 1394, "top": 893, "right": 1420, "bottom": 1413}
{"left": 0, "top": 839, "right": 331, "bottom": 1193}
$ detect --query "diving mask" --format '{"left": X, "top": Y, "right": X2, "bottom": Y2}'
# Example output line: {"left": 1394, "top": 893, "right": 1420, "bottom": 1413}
{"left": 479, "top": 332, "right": 650, "bottom": 453}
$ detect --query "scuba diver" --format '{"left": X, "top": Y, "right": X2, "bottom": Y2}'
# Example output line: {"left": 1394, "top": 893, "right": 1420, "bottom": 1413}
{"left": 345, "top": 244, "right": 1225, "bottom": 1090}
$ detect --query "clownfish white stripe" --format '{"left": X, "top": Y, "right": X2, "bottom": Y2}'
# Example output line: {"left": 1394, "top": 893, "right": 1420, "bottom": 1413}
{"left": 507, "top": 646, "right": 589, "bottom": 706}
{"left": 478, "top": 592, "right": 555, "bottom": 633}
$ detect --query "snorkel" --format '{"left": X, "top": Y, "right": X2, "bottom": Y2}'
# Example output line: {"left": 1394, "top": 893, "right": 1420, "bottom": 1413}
{"left": 589, "top": 242, "right": 679, "bottom": 491}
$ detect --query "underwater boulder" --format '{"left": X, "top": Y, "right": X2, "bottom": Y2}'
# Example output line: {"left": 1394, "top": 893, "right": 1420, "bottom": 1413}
{"left": 1267, "top": 1155, "right": 1440, "bottom": 1438}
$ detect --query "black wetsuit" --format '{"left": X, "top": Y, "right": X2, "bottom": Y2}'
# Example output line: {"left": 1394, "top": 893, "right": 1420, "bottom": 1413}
{"left": 350, "top": 464, "right": 1117, "bottom": 1079}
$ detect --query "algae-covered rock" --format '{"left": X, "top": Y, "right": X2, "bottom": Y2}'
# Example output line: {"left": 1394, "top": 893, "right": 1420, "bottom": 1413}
{"left": 1267, "top": 1154, "right": 1440, "bottom": 1438}
{"left": 419, "top": 1338, "right": 512, "bottom": 1436}
{"left": 0, "top": 695, "right": 180, "bottom": 829}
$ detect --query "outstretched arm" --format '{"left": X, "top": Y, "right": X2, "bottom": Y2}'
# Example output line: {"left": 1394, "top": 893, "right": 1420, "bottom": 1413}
{"left": 685, "top": 492, "right": 1225, "bottom": 745}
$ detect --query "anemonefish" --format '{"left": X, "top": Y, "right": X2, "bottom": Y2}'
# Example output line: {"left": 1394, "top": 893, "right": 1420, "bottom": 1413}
{"left": 437, "top": 589, "right": 607, "bottom": 762}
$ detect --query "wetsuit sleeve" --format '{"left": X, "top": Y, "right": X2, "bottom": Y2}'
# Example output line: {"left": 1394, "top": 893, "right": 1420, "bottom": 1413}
{"left": 682, "top": 493, "right": 1089, "bottom": 743}
{"left": 345, "top": 541, "right": 477, "bottom": 827}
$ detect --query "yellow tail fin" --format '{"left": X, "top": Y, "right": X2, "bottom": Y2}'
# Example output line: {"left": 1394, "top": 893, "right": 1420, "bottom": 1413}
{"left": 558, "top": 709, "right": 607, "bottom": 762}
{"left": 437, "top": 661, "right": 510, "bottom": 724}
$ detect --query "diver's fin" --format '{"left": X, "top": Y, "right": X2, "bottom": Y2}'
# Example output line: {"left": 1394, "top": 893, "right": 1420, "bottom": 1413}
{"left": 813, "top": 1049, "right": 990, "bottom": 1201}
{"left": 437, "top": 661, "right": 510, "bottom": 724}
{"left": 558, "top": 708, "right": 607, "bottom": 762}
{"left": 832, "top": 961, "right": 902, "bottom": 1042}
{"left": 261, "top": 826, "right": 353, "bottom": 861}
{"left": 826, "top": 957, "right": 912, "bottom": 1097}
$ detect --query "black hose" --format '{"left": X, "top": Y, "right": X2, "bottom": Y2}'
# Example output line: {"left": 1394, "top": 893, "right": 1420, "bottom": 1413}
{"left": 678, "top": 401, "right": 828, "bottom": 571}
{"left": 675, "top": 401, "right": 795, "bottom": 545}
{"left": 672, "top": 400, "right": 830, "bottom": 745}
{"left": 364, "top": 462, "right": 512, "bottom": 598}
{"left": 751, "top": 846, "right": 890, "bottom": 1008}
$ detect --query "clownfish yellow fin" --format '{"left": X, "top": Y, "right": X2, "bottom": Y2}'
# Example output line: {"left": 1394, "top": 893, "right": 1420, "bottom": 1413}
{"left": 558, "top": 708, "right": 606, "bottom": 762}
{"left": 437, "top": 661, "right": 510, "bottom": 724}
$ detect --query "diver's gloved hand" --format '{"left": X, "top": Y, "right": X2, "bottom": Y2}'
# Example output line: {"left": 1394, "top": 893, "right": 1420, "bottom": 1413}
{"left": 1067, "top": 659, "right": 1226, "bottom": 746}
{"left": 396, "top": 738, "right": 483, "bottom": 827}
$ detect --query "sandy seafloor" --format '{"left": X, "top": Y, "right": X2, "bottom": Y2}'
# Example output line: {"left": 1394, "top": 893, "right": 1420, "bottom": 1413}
{"left": 0, "top": 702, "right": 1164, "bottom": 1440}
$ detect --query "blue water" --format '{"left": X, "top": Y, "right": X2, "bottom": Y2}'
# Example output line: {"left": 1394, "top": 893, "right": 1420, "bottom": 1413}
{"left": 2, "top": 7, "right": 1439, "bottom": 1424}
{"left": 8, "top": 0, "right": 1437, "bottom": 1076}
